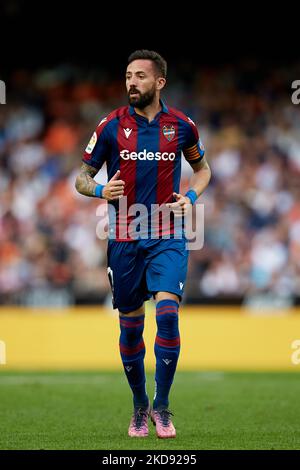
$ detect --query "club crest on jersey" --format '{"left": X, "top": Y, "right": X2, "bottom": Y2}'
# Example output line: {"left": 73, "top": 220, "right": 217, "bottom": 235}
{"left": 162, "top": 125, "right": 175, "bottom": 142}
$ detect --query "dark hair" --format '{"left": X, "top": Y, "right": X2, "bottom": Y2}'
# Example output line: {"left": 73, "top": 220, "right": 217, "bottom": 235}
{"left": 128, "top": 50, "right": 167, "bottom": 78}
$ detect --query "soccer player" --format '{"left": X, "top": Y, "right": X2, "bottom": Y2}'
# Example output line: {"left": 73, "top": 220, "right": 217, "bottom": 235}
{"left": 75, "top": 50, "right": 211, "bottom": 438}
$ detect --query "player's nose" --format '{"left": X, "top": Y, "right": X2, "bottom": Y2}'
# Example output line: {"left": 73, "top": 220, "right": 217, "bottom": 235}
{"left": 128, "top": 77, "right": 138, "bottom": 88}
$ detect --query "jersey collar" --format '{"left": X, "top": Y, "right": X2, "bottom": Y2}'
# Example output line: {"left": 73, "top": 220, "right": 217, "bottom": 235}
{"left": 129, "top": 99, "right": 169, "bottom": 117}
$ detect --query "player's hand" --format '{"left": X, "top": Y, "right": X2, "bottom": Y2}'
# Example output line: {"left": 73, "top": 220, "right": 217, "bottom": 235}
{"left": 166, "top": 192, "right": 192, "bottom": 217}
{"left": 102, "top": 170, "right": 125, "bottom": 201}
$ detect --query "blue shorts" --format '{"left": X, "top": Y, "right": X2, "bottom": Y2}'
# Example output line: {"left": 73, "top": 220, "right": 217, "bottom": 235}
{"left": 107, "top": 238, "right": 189, "bottom": 314}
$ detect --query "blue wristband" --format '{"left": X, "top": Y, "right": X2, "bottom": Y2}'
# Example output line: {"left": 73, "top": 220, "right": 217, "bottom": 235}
{"left": 95, "top": 184, "right": 105, "bottom": 198}
{"left": 185, "top": 189, "right": 198, "bottom": 205}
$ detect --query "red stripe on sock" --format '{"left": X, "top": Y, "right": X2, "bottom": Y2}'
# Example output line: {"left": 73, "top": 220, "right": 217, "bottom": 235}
{"left": 157, "top": 305, "right": 178, "bottom": 310}
{"left": 120, "top": 339, "right": 145, "bottom": 356}
{"left": 120, "top": 319, "right": 144, "bottom": 328}
{"left": 156, "top": 307, "right": 178, "bottom": 316}
{"left": 156, "top": 311, "right": 178, "bottom": 317}
{"left": 157, "top": 306, "right": 178, "bottom": 312}
{"left": 155, "top": 335, "right": 180, "bottom": 348}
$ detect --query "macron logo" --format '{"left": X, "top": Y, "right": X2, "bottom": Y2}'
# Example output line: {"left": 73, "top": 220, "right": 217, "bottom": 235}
{"left": 163, "top": 359, "right": 172, "bottom": 365}
{"left": 120, "top": 149, "right": 176, "bottom": 161}
{"left": 123, "top": 128, "right": 132, "bottom": 139}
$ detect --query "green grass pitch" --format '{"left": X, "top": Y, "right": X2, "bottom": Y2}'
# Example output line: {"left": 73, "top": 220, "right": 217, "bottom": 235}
{"left": 0, "top": 371, "right": 299, "bottom": 450}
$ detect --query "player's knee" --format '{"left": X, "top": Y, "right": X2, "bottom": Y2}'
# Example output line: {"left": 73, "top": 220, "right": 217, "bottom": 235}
{"left": 155, "top": 292, "right": 180, "bottom": 303}
{"left": 156, "top": 312, "right": 179, "bottom": 338}
{"left": 122, "top": 327, "right": 143, "bottom": 345}
{"left": 118, "top": 305, "right": 145, "bottom": 317}
{"left": 119, "top": 315, "right": 145, "bottom": 346}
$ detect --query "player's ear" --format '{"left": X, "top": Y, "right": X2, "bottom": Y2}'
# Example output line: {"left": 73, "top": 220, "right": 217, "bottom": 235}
{"left": 156, "top": 77, "right": 166, "bottom": 91}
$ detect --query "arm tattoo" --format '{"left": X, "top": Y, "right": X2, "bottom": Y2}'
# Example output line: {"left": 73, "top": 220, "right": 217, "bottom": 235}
{"left": 75, "top": 162, "right": 99, "bottom": 197}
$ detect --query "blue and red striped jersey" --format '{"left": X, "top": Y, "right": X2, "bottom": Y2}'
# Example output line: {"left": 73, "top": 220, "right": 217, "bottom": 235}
{"left": 83, "top": 100, "right": 205, "bottom": 240}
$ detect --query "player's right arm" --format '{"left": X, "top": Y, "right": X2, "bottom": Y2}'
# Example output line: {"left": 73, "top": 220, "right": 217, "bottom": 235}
{"left": 75, "top": 162, "right": 99, "bottom": 197}
{"left": 75, "top": 116, "right": 124, "bottom": 200}
{"left": 75, "top": 165, "right": 125, "bottom": 200}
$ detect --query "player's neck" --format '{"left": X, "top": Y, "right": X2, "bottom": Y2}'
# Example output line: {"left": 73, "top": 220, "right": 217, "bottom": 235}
{"left": 134, "top": 98, "right": 162, "bottom": 123}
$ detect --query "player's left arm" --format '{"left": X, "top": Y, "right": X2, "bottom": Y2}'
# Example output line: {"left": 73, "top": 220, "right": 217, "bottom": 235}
{"left": 185, "top": 155, "right": 211, "bottom": 198}
{"left": 167, "top": 119, "right": 211, "bottom": 216}
{"left": 168, "top": 156, "right": 211, "bottom": 216}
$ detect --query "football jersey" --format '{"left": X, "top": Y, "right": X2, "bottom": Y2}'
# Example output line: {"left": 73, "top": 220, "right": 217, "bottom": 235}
{"left": 83, "top": 100, "right": 205, "bottom": 240}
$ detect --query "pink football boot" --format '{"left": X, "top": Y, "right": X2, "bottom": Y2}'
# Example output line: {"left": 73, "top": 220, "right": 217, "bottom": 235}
{"left": 150, "top": 408, "right": 176, "bottom": 438}
{"left": 128, "top": 406, "right": 150, "bottom": 437}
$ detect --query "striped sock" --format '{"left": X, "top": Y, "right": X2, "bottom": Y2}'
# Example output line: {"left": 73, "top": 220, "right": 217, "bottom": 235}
{"left": 153, "top": 300, "right": 180, "bottom": 409}
{"left": 119, "top": 315, "right": 148, "bottom": 408}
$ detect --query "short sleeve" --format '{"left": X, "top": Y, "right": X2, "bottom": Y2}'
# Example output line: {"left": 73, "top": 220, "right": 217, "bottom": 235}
{"left": 82, "top": 118, "right": 110, "bottom": 170}
{"left": 182, "top": 118, "right": 205, "bottom": 165}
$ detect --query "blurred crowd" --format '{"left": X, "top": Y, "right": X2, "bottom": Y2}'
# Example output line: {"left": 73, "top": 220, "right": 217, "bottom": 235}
{"left": 0, "top": 62, "right": 300, "bottom": 306}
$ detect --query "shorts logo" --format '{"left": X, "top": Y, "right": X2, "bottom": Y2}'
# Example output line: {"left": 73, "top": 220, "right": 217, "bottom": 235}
{"left": 162, "top": 125, "right": 175, "bottom": 142}
{"left": 107, "top": 267, "right": 114, "bottom": 301}
{"left": 179, "top": 282, "right": 184, "bottom": 290}
{"left": 120, "top": 149, "right": 176, "bottom": 161}
{"left": 125, "top": 366, "right": 133, "bottom": 372}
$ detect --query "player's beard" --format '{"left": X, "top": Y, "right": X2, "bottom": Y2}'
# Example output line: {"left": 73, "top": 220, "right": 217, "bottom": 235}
{"left": 128, "top": 85, "right": 156, "bottom": 109}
